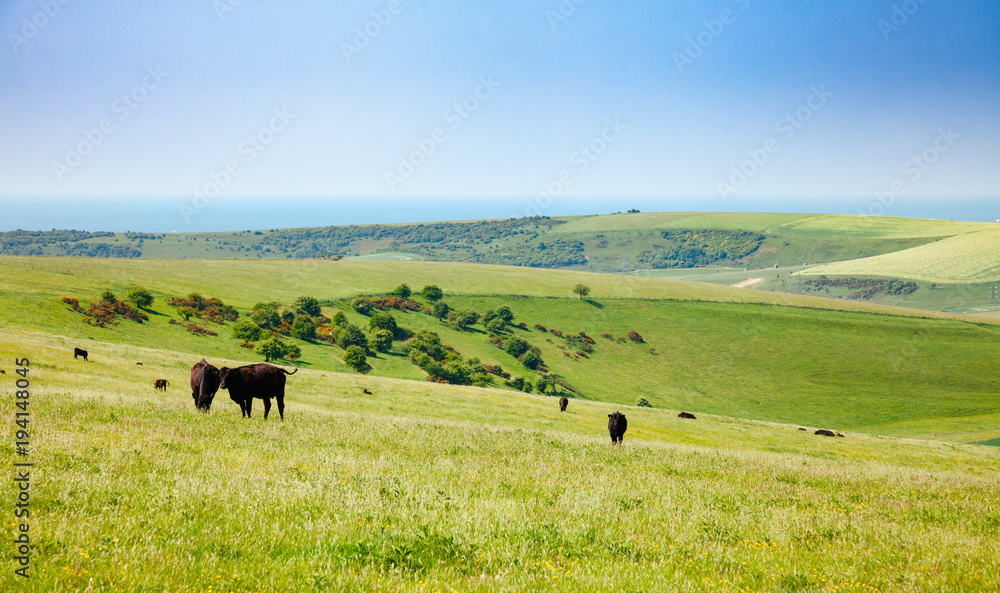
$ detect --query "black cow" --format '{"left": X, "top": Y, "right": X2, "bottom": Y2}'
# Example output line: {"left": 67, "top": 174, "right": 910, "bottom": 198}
{"left": 220, "top": 364, "right": 297, "bottom": 420}
{"left": 608, "top": 411, "right": 627, "bottom": 444}
{"left": 678, "top": 412, "right": 697, "bottom": 419}
{"left": 815, "top": 429, "right": 836, "bottom": 437}
{"left": 190, "top": 359, "right": 221, "bottom": 411}
{"left": 559, "top": 397, "right": 568, "bottom": 412}
{"left": 363, "top": 388, "right": 373, "bottom": 395}
{"left": 74, "top": 348, "right": 89, "bottom": 361}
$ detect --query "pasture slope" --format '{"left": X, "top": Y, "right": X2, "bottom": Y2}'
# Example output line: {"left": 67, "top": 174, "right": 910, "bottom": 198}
{"left": 1, "top": 330, "right": 999, "bottom": 592}
{"left": 2, "top": 257, "right": 999, "bottom": 443}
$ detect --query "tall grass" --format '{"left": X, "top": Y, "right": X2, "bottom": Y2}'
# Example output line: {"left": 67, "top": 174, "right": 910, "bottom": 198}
{"left": 2, "top": 331, "right": 999, "bottom": 591}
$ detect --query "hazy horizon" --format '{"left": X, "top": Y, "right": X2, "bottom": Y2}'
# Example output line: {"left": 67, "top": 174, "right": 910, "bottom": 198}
{"left": 1, "top": 196, "right": 996, "bottom": 233}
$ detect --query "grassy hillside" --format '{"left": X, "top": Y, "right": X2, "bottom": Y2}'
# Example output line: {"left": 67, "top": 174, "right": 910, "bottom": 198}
{"left": 5, "top": 212, "right": 991, "bottom": 276}
{"left": 2, "top": 257, "right": 998, "bottom": 444}
{"left": 2, "top": 330, "right": 999, "bottom": 591}
{"left": 803, "top": 227, "right": 1000, "bottom": 284}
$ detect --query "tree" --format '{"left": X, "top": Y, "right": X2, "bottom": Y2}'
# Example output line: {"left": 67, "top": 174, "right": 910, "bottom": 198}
{"left": 521, "top": 351, "right": 540, "bottom": 370}
{"left": 100, "top": 289, "right": 117, "bottom": 303}
{"left": 393, "top": 284, "right": 412, "bottom": 299}
{"left": 573, "top": 284, "right": 591, "bottom": 299}
{"left": 255, "top": 337, "right": 286, "bottom": 362}
{"left": 503, "top": 337, "right": 529, "bottom": 358}
{"left": 335, "top": 324, "right": 368, "bottom": 350}
{"left": 331, "top": 311, "right": 348, "bottom": 327}
{"left": 421, "top": 285, "right": 444, "bottom": 302}
{"left": 432, "top": 301, "right": 450, "bottom": 320}
{"left": 178, "top": 307, "right": 196, "bottom": 321}
{"left": 482, "top": 309, "right": 498, "bottom": 325}
{"left": 343, "top": 346, "right": 371, "bottom": 374}
{"left": 369, "top": 311, "right": 398, "bottom": 334}
{"left": 231, "top": 319, "right": 262, "bottom": 342}
{"left": 451, "top": 308, "right": 479, "bottom": 331}
{"left": 496, "top": 305, "right": 514, "bottom": 324}
{"left": 351, "top": 297, "right": 374, "bottom": 315}
{"left": 535, "top": 373, "right": 556, "bottom": 394}
{"left": 486, "top": 318, "right": 506, "bottom": 335}
{"left": 251, "top": 303, "right": 281, "bottom": 329}
{"left": 293, "top": 295, "right": 321, "bottom": 317}
{"left": 285, "top": 343, "right": 302, "bottom": 360}
{"left": 369, "top": 329, "right": 393, "bottom": 353}
{"left": 126, "top": 287, "right": 154, "bottom": 309}
{"left": 636, "top": 397, "right": 652, "bottom": 408}
{"left": 291, "top": 316, "right": 317, "bottom": 341}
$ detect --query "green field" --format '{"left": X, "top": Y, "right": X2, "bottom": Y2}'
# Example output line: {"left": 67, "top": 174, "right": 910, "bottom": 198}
{"left": 2, "top": 330, "right": 999, "bottom": 592}
{"left": 803, "top": 227, "right": 1000, "bottom": 284}
{"left": 3, "top": 244, "right": 999, "bottom": 590}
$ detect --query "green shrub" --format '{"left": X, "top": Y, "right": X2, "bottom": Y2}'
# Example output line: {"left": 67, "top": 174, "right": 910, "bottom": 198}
{"left": 343, "top": 346, "right": 371, "bottom": 374}
{"left": 231, "top": 319, "right": 262, "bottom": 342}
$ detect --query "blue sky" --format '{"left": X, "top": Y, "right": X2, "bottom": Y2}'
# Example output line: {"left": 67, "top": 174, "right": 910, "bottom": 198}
{"left": 1, "top": 1, "right": 998, "bottom": 229}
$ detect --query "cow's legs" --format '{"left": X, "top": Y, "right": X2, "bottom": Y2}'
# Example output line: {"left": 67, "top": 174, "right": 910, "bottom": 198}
{"left": 245, "top": 397, "right": 253, "bottom": 418}
{"left": 263, "top": 397, "right": 271, "bottom": 419}
{"left": 276, "top": 396, "right": 284, "bottom": 421}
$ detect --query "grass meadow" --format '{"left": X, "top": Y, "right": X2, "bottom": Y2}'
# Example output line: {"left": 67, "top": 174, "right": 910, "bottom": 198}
{"left": 2, "top": 330, "right": 1000, "bottom": 592}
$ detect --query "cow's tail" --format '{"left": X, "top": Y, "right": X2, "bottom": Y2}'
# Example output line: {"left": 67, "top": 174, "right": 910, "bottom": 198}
{"left": 281, "top": 368, "right": 299, "bottom": 375}
{"left": 165, "top": 380, "right": 170, "bottom": 386}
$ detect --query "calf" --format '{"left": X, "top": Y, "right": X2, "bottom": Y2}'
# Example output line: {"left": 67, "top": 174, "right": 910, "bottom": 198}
{"left": 220, "top": 364, "right": 297, "bottom": 420}
{"left": 559, "top": 397, "right": 568, "bottom": 412}
{"left": 607, "top": 411, "right": 628, "bottom": 444}
{"left": 154, "top": 379, "right": 169, "bottom": 391}
{"left": 363, "top": 388, "right": 373, "bottom": 395}
{"left": 73, "top": 348, "right": 89, "bottom": 361}
{"left": 815, "top": 429, "right": 836, "bottom": 437}
{"left": 678, "top": 412, "right": 697, "bottom": 419}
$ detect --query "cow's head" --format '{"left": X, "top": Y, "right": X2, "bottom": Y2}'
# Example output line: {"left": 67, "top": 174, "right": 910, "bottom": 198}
{"left": 219, "top": 367, "right": 233, "bottom": 389}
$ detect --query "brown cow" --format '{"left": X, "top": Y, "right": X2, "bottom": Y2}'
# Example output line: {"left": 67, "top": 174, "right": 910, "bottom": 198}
{"left": 678, "top": 412, "right": 697, "bottom": 419}
{"left": 608, "top": 411, "right": 627, "bottom": 444}
{"left": 815, "top": 429, "right": 836, "bottom": 437}
{"left": 73, "top": 348, "right": 89, "bottom": 361}
{"left": 219, "top": 364, "right": 297, "bottom": 420}
{"left": 191, "top": 359, "right": 221, "bottom": 411}
{"left": 154, "top": 379, "right": 169, "bottom": 391}
{"left": 559, "top": 397, "right": 568, "bottom": 412}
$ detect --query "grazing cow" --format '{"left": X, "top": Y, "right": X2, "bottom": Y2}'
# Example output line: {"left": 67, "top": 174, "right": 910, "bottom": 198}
{"left": 815, "top": 429, "right": 836, "bottom": 437}
{"left": 136, "top": 362, "right": 143, "bottom": 366}
{"left": 678, "top": 412, "right": 697, "bottom": 419}
{"left": 363, "top": 388, "right": 373, "bottom": 395}
{"left": 219, "top": 364, "right": 298, "bottom": 420}
{"left": 607, "top": 411, "right": 628, "bottom": 444}
{"left": 190, "top": 359, "right": 221, "bottom": 411}
{"left": 74, "top": 348, "right": 89, "bottom": 361}
{"left": 0, "top": 370, "right": 5, "bottom": 374}
{"left": 798, "top": 428, "right": 807, "bottom": 431}
{"left": 559, "top": 397, "right": 568, "bottom": 412}
{"left": 836, "top": 433, "right": 845, "bottom": 438}
{"left": 154, "top": 379, "right": 169, "bottom": 391}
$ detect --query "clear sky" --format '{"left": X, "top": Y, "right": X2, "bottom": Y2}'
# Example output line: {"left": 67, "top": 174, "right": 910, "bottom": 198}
{"left": 1, "top": 1, "right": 998, "bottom": 229}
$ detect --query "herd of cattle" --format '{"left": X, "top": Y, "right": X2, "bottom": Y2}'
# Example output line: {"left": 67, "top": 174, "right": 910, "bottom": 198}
{"left": 70, "top": 348, "right": 844, "bottom": 442}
